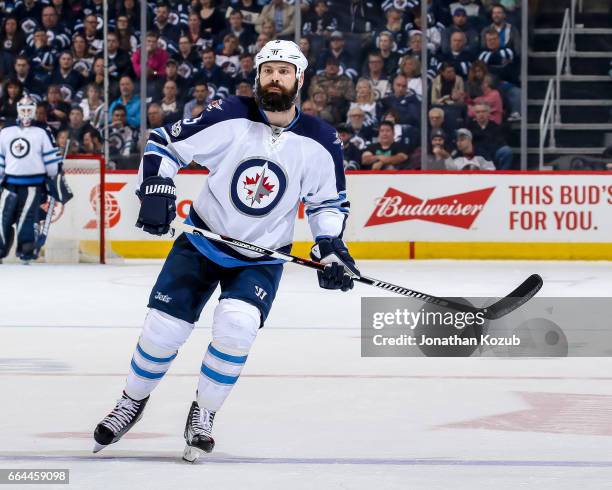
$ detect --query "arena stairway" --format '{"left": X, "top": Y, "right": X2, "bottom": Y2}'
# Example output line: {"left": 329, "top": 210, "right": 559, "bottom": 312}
{"left": 510, "top": 9, "right": 612, "bottom": 168}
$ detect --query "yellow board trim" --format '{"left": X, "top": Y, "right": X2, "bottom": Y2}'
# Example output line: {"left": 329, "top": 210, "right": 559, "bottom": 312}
{"left": 105, "top": 240, "right": 612, "bottom": 261}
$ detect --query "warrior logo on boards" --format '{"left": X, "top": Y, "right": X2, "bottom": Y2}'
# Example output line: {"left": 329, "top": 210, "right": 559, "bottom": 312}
{"left": 230, "top": 157, "right": 287, "bottom": 217}
{"left": 10, "top": 137, "right": 30, "bottom": 158}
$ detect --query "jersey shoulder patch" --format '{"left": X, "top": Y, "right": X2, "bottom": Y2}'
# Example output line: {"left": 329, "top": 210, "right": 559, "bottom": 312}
{"left": 164, "top": 96, "right": 261, "bottom": 143}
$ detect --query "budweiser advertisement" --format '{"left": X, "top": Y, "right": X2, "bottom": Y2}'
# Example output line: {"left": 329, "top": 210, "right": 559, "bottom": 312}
{"left": 54, "top": 171, "right": 612, "bottom": 245}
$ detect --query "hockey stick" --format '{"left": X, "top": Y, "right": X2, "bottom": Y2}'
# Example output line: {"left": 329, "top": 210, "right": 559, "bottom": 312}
{"left": 171, "top": 219, "right": 543, "bottom": 320}
{"left": 34, "top": 140, "right": 70, "bottom": 255}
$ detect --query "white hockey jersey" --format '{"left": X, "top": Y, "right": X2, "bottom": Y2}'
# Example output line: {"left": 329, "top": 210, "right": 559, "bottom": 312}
{"left": 0, "top": 122, "right": 61, "bottom": 185}
{"left": 138, "top": 96, "right": 349, "bottom": 267}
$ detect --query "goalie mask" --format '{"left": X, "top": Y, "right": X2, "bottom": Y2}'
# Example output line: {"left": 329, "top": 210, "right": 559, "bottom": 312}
{"left": 254, "top": 40, "right": 308, "bottom": 112}
{"left": 17, "top": 96, "right": 37, "bottom": 127}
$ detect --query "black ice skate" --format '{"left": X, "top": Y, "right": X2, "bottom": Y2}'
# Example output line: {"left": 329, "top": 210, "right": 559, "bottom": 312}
{"left": 93, "top": 392, "right": 149, "bottom": 453}
{"left": 183, "top": 401, "right": 216, "bottom": 462}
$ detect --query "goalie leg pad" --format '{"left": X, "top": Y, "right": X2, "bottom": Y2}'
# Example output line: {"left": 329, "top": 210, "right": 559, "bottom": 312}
{"left": 0, "top": 187, "right": 17, "bottom": 259}
{"left": 197, "top": 299, "right": 260, "bottom": 412}
{"left": 14, "top": 186, "right": 44, "bottom": 261}
{"left": 125, "top": 308, "right": 194, "bottom": 401}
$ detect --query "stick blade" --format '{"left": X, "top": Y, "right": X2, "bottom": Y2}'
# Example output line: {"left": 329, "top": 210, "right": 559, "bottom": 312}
{"left": 483, "top": 274, "right": 543, "bottom": 320}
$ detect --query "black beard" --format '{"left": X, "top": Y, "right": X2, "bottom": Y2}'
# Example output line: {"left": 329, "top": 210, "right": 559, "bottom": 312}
{"left": 255, "top": 80, "right": 298, "bottom": 112}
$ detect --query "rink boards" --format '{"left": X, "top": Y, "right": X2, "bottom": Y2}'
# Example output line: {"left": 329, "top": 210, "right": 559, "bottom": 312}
{"left": 58, "top": 169, "right": 612, "bottom": 260}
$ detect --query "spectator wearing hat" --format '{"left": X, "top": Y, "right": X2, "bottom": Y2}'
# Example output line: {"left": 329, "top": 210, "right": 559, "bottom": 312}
{"left": 361, "top": 121, "right": 412, "bottom": 170}
{"left": 132, "top": 31, "right": 170, "bottom": 79}
{"left": 315, "top": 31, "right": 358, "bottom": 80}
{"left": 441, "top": 7, "right": 480, "bottom": 56}
{"left": 445, "top": 128, "right": 495, "bottom": 170}
{"left": 378, "top": 74, "right": 421, "bottom": 129}
{"left": 467, "top": 102, "right": 513, "bottom": 169}
{"left": 449, "top": 0, "right": 484, "bottom": 21}
{"left": 256, "top": 0, "right": 295, "bottom": 40}
{"left": 426, "top": 128, "right": 453, "bottom": 169}
{"left": 336, "top": 124, "right": 362, "bottom": 170}
{"left": 151, "top": 58, "right": 190, "bottom": 102}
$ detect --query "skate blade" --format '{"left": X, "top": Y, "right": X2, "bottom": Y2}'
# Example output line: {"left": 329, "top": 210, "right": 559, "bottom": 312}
{"left": 93, "top": 442, "right": 107, "bottom": 454}
{"left": 182, "top": 444, "right": 206, "bottom": 463}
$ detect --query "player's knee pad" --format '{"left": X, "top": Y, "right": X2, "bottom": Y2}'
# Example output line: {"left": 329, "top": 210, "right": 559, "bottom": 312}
{"left": 141, "top": 308, "right": 194, "bottom": 353}
{"left": 211, "top": 299, "right": 260, "bottom": 353}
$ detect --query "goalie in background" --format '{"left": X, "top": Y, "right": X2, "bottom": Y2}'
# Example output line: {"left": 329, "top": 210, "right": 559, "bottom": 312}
{"left": 0, "top": 96, "right": 72, "bottom": 263}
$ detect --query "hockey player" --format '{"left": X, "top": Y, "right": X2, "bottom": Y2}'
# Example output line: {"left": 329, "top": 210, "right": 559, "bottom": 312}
{"left": 93, "top": 40, "right": 359, "bottom": 461}
{"left": 0, "top": 96, "right": 70, "bottom": 263}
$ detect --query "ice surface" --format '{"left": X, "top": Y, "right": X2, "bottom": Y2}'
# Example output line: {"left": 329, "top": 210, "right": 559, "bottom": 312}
{"left": 1, "top": 260, "right": 612, "bottom": 489}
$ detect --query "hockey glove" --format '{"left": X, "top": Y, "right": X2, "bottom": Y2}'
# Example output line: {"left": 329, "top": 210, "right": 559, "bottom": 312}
{"left": 45, "top": 172, "right": 74, "bottom": 204}
{"left": 136, "top": 176, "right": 177, "bottom": 235}
{"left": 310, "top": 237, "right": 359, "bottom": 292}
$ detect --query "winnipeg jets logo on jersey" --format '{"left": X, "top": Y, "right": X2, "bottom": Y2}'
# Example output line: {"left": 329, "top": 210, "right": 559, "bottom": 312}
{"left": 10, "top": 137, "right": 30, "bottom": 158}
{"left": 230, "top": 158, "right": 287, "bottom": 217}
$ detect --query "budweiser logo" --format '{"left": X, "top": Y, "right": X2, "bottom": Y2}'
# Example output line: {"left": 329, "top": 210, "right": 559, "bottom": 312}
{"left": 365, "top": 187, "right": 495, "bottom": 229}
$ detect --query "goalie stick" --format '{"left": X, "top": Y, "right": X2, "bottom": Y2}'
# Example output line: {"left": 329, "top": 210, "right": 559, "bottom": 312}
{"left": 171, "top": 219, "right": 543, "bottom": 320}
{"left": 34, "top": 141, "right": 70, "bottom": 256}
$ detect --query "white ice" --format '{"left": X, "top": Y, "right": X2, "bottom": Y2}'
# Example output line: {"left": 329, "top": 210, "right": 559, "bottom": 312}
{"left": 1, "top": 260, "right": 612, "bottom": 489}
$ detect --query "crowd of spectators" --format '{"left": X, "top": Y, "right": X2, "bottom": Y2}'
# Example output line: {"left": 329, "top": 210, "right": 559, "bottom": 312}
{"left": 0, "top": 0, "right": 523, "bottom": 170}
